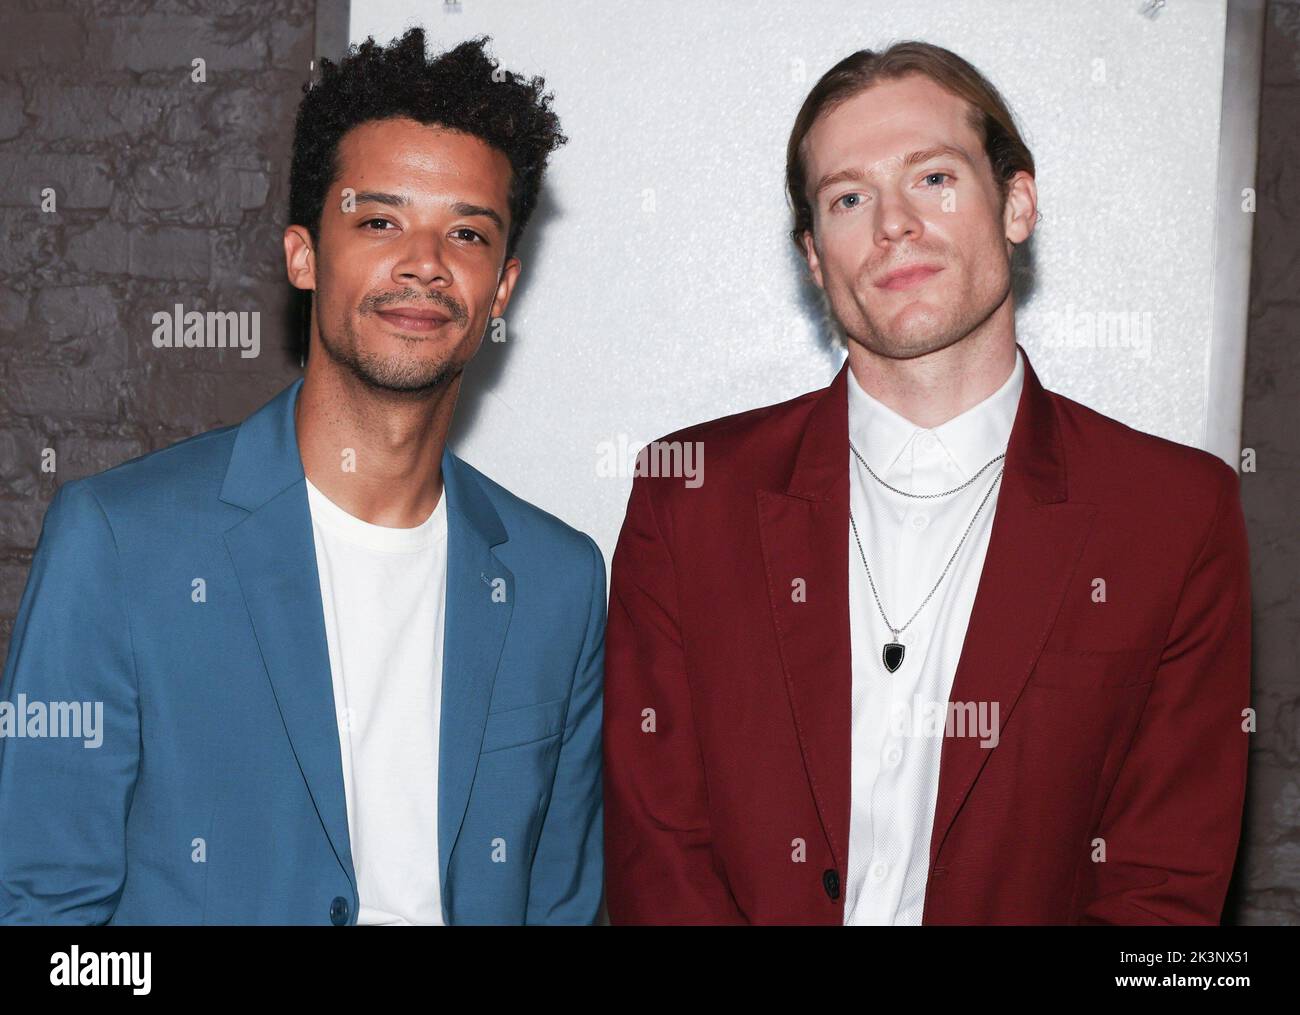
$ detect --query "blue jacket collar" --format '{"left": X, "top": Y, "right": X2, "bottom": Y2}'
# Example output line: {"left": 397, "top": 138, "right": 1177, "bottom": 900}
{"left": 219, "top": 376, "right": 507, "bottom": 546}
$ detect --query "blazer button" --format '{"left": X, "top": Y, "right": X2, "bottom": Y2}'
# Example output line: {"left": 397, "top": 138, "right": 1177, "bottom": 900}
{"left": 329, "top": 896, "right": 350, "bottom": 926}
{"left": 822, "top": 868, "right": 840, "bottom": 900}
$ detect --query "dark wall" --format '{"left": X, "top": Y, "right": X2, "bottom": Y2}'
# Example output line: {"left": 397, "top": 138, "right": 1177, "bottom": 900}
{"left": 1231, "top": 0, "right": 1300, "bottom": 926}
{"left": 0, "top": 0, "right": 314, "bottom": 649}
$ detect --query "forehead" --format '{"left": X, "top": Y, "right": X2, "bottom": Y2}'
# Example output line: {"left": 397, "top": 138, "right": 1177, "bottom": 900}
{"left": 802, "top": 74, "right": 981, "bottom": 178}
{"left": 333, "top": 117, "right": 512, "bottom": 204}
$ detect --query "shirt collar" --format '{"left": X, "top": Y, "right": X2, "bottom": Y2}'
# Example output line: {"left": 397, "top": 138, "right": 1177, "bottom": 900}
{"left": 847, "top": 345, "right": 1024, "bottom": 480}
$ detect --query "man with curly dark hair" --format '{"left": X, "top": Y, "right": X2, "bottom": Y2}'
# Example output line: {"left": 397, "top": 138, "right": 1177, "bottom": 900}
{"left": 0, "top": 29, "right": 605, "bottom": 926}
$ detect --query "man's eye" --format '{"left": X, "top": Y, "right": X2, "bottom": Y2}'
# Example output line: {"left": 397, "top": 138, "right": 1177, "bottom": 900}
{"left": 362, "top": 218, "right": 394, "bottom": 231}
{"left": 834, "top": 193, "right": 863, "bottom": 211}
{"left": 923, "top": 173, "right": 951, "bottom": 187}
{"left": 453, "top": 228, "right": 484, "bottom": 243}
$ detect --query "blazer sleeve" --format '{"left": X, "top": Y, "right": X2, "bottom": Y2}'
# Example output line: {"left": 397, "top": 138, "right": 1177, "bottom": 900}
{"left": 525, "top": 533, "right": 606, "bottom": 924}
{"left": 1076, "top": 460, "right": 1251, "bottom": 924}
{"left": 0, "top": 481, "right": 142, "bottom": 924}
{"left": 603, "top": 473, "right": 745, "bottom": 924}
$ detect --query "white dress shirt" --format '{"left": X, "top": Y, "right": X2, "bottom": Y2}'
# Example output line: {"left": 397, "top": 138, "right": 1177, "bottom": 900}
{"left": 306, "top": 477, "right": 448, "bottom": 926}
{"left": 843, "top": 347, "right": 1024, "bottom": 925}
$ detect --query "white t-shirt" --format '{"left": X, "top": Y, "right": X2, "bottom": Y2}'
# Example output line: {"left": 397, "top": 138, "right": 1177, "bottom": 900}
{"left": 305, "top": 476, "right": 448, "bottom": 926}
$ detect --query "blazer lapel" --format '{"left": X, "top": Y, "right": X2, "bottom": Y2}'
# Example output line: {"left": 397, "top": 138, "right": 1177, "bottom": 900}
{"left": 218, "top": 384, "right": 515, "bottom": 915}
{"left": 926, "top": 345, "right": 1097, "bottom": 869}
{"left": 436, "top": 448, "right": 514, "bottom": 894}
{"left": 757, "top": 363, "right": 853, "bottom": 874}
{"left": 219, "top": 379, "right": 356, "bottom": 889}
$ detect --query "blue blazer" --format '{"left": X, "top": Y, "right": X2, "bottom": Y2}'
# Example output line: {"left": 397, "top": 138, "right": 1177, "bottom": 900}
{"left": 0, "top": 379, "right": 606, "bottom": 924}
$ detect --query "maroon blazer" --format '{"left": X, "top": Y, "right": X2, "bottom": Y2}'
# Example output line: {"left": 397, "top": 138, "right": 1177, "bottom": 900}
{"left": 604, "top": 344, "right": 1251, "bottom": 925}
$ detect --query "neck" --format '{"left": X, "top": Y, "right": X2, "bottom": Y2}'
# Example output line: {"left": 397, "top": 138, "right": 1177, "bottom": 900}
{"left": 847, "top": 312, "right": 1017, "bottom": 429}
{"left": 295, "top": 357, "right": 459, "bottom": 527}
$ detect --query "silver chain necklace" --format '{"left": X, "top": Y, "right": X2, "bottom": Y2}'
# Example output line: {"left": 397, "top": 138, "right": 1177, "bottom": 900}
{"left": 849, "top": 438, "right": 1006, "bottom": 499}
{"left": 848, "top": 445, "right": 1005, "bottom": 673}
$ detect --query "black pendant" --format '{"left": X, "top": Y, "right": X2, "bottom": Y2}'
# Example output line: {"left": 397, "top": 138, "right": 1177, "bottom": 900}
{"left": 882, "top": 642, "right": 905, "bottom": 673}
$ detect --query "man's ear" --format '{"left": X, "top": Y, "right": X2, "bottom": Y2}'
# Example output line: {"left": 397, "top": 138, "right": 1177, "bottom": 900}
{"left": 490, "top": 256, "right": 522, "bottom": 319}
{"left": 800, "top": 229, "right": 826, "bottom": 290}
{"left": 1002, "top": 170, "right": 1037, "bottom": 246}
{"left": 284, "top": 225, "right": 317, "bottom": 292}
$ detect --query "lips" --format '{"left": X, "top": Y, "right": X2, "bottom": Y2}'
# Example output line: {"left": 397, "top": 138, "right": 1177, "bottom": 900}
{"left": 877, "top": 265, "right": 943, "bottom": 291}
{"left": 375, "top": 307, "right": 454, "bottom": 333}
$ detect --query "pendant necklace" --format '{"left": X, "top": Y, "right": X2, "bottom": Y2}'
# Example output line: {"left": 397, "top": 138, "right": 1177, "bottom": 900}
{"left": 848, "top": 438, "right": 1006, "bottom": 673}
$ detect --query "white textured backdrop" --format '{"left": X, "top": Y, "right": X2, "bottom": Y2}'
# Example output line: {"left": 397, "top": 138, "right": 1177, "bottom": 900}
{"left": 350, "top": 0, "right": 1231, "bottom": 561}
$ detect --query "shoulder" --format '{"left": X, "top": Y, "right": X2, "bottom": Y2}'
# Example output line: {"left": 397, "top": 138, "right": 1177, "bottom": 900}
{"left": 43, "top": 423, "right": 240, "bottom": 540}
{"left": 1050, "top": 390, "right": 1236, "bottom": 501}
{"left": 629, "top": 377, "right": 834, "bottom": 511}
{"left": 653, "top": 381, "right": 826, "bottom": 463}
{"left": 451, "top": 454, "right": 604, "bottom": 583}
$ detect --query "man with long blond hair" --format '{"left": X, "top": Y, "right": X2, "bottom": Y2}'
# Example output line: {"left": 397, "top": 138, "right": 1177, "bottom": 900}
{"left": 604, "top": 42, "right": 1249, "bottom": 926}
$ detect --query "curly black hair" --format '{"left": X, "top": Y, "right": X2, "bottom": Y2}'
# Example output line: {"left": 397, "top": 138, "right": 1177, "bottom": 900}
{"left": 289, "top": 28, "right": 568, "bottom": 263}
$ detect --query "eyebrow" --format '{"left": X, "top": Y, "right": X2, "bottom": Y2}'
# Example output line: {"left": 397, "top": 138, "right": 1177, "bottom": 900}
{"left": 352, "top": 191, "right": 505, "bottom": 231}
{"left": 812, "top": 144, "right": 975, "bottom": 197}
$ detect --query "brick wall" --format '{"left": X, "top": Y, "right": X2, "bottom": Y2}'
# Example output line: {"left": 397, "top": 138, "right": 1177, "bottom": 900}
{"left": 0, "top": 0, "right": 314, "bottom": 649}
{"left": 1231, "top": 0, "right": 1300, "bottom": 926}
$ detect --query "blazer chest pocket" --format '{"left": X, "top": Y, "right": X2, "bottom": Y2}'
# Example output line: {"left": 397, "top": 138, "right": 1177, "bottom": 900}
{"left": 480, "top": 696, "right": 567, "bottom": 754}
{"left": 1028, "top": 646, "right": 1156, "bottom": 691}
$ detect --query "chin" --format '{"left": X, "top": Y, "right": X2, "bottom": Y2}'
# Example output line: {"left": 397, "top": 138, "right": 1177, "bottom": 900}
{"left": 848, "top": 320, "right": 959, "bottom": 360}
{"left": 343, "top": 351, "right": 460, "bottom": 394}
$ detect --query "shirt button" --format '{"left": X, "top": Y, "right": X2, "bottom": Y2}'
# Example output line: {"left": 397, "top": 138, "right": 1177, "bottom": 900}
{"left": 870, "top": 860, "right": 889, "bottom": 882}
{"left": 885, "top": 745, "right": 903, "bottom": 767}
{"left": 822, "top": 868, "right": 841, "bottom": 900}
{"left": 329, "top": 895, "right": 350, "bottom": 926}
{"left": 918, "top": 433, "right": 937, "bottom": 452}
{"left": 910, "top": 513, "right": 930, "bottom": 530}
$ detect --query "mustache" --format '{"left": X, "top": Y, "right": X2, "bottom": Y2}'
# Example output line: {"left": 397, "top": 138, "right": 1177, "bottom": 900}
{"left": 362, "top": 290, "right": 469, "bottom": 324}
